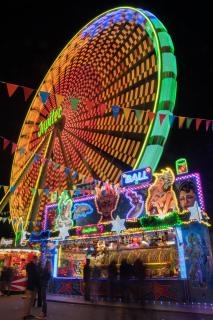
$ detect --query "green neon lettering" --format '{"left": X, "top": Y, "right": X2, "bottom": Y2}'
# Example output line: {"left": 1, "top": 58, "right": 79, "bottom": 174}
{"left": 37, "top": 106, "right": 62, "bottom": 137}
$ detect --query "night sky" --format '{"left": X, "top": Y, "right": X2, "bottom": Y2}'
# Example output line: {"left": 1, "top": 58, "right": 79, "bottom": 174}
{"left": 0, "top": 1, "right": 212, "bottom": 237}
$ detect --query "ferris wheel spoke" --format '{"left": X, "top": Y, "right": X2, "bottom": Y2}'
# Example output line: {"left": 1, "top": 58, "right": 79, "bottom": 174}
{"left": 0, "top": 134, "right": 52, "bottom": 213}
{"left": 25, "top": 130, "right": 56, "bottom": 230}
{"left": 56, "top": 130, "right": 74, "bottom": 188}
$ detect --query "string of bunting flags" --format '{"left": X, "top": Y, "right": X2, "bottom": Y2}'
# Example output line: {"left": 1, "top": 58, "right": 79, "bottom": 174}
{"left": 1, "top": 79, "right": 212, "bottom": 130}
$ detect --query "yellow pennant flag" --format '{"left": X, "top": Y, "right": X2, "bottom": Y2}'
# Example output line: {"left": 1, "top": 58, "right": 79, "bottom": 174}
{"left": 55, "top": 94, "right": 64, "bottom": 106}
{"left": 38, "top": 189, "right": 43, "bottom": 196}
{"left": 178, "top": 116, "right": 186, "bottom": 129}
{"left": 3, "top": 186, "right": 9, "bottom": 193}
{"left": 123, "top": 108, "right": 131, "bottom": 120}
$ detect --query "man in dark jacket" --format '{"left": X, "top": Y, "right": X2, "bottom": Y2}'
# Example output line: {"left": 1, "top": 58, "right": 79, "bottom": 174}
{"left": 23, "top": 255, "right": 39, "bottom": 319}
{"left": 83, "top": 259, "right": 91, "bottom": 301}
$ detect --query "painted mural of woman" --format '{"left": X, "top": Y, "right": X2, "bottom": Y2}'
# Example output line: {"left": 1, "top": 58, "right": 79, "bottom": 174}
{"left": 146, "top": 168, "right": 178, "bottom": 218}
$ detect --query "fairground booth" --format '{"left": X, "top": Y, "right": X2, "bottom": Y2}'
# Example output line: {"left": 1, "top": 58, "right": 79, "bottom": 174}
{"left": 0, "top": 6, "right": 212, "bottom": 303}
{"left": 0, "top": 236, "right": 40, "bottom": 292}
{"left": 39, "top": 162, "right": 212, "bottom": 303}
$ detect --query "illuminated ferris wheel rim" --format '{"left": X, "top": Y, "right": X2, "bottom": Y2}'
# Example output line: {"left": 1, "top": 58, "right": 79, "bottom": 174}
{"left": 4, "top": 6, "right": 178, "bottom": 233}
{"left": 11, "top": 6, "right": 177, "bottom": 185}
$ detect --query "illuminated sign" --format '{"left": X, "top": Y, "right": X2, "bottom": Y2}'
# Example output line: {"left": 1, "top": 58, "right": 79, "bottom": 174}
{"left": 76, "top": 225, "right": 104, "bottom": 236}
{"left": 176, "top": 158, "right": 188, "bottom": 175}
{"left": 0, "top": 238, "right": 13, "bottom": 246}
{"left": 72, "top": 203, "right": 94, "bottom": 220}
{"left": 121, "top": 167, "right": 152, "bottom": 187}
{"left": 38, "top": 106, "right": 62, "bottom": 137}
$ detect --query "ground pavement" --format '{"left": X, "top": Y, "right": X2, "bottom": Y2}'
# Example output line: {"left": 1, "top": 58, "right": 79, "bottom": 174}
{"left": 0, "top": 294, "right": 213, "bottom": 320}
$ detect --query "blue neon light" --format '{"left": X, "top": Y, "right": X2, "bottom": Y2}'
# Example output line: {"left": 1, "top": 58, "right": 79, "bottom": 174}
{"left": 121, "top": 167, "right": 152, "bottom": 187}
{"left": 72, "top": 202, "right": 94, "bottom": 220}
{"left": 176, "top": 226, "right": 187, "bottom": 279}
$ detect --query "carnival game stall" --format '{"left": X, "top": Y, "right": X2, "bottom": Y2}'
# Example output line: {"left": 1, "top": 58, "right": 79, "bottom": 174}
{"left": 0, "top": 245, "right": 40, "bottom": 292}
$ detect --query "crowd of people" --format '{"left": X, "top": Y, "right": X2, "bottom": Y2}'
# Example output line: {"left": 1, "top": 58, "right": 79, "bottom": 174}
{"left": 83, "top": 258, "right": 146, "bottom": 303}
{"left": 23, "top": 255, "right": 52, "bottom": 320}
{"left": 0, "top": 255, "right": 52, "bottom": 320}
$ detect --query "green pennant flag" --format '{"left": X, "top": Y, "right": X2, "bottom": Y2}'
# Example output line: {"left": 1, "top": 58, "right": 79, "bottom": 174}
{"left": 70, "top": 98, "right": 79, "bottom": 111}
{"left": 135, "top": 110, "right": 142, "bottom": 124}
{"left": 186, "top": 117, "right": 193, "bottom": 129}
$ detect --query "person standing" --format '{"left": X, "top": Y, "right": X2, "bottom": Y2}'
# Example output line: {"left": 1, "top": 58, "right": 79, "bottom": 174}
{"left": 36, "top": 260, "right": 52, "bottom": 320}
{"left": 83, "top": 259, "right": 91, "bottom": 301}
{"left": 107, "top": 260, "right": 118, "bottom": 301}
{"left": 23, "top": 255, "right": 39, "bottom": 320}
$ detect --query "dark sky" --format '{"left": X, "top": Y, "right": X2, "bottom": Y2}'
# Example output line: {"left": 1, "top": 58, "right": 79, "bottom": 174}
{"left": 0, "top": 0, "right": 212, "bottom": 237}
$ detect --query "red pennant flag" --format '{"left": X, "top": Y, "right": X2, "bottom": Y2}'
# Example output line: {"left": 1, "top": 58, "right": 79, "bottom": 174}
{"left": 205, "top": 120, "right": 211, "bottom": 131}
{"left": 3, "top": 138, "right": 10, "bottom": 150}
{"left": 11, "top": 143, "right": 17, "bottom": 154}
{"left": 195, "top": 118, "right": 202, "bottom": 131}
{"left": 159, "top": 113, "right": 167, "bottom": 125}
{"left": 99, "top": 103, "right": 107, "bottom": 116}
{"left": 85, "top": 99, "right": 95, "bottom": 110}
{"left": 23, "top": 86, "right": 34, "bottom": 101}
{"left": 148, "top": 111, "right": 155, "bottom": 122}
{"left": 6, "top": 83, "right": 18, "bottom": 97}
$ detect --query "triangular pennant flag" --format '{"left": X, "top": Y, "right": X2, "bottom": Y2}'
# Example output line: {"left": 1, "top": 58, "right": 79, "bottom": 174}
{"left": 39, "top": 91, "right": 49, "bottom": 105}
{"left": 159, "top": 113, "right": 167, "bottom": 125}
{"left": 6, "top": 83, "right": 18, "bottom": 97}
{"left": 65, "top": 167, "right": 71, "bottom": 175}
{"left": 3, "top": 138, "right": 10, "bottom": 150}
{"left": 44, "top": 189, "right": 49, "bottom": 196}
{"left": 123, "top": 108, "right": 131, "bottom": 120}
{"left": 38, "top": 189, "right": 43, "bottom": 196}
{"left": 99, "top": 103, "right": 107, "bottom": 116}
{"left": 135, "top": 110, "right": 142, "bottom": 124}
{"left": 31, "top": 188, "right": 36, "bottom": 195}
{"left": 3, "top": 218, "right": 7, "bottom": 223}
{"left": 3, "top": 186, "right": 9, "bottom": 193}
{"left": 70, "top": 190, "right": 74, "bottom": 197}
{"left": 195, "top": 118, "right": 202, "bottom": 131}
{"left": 178, "top": 116, "right": 186, "bottom": 129}
{"left": 205, "top": 120, "right": 211, "bottom": 131}
{"left": 70, "top": 98, "right": 79, "bottom": 111}
{"left": 85, "top": 99, "right": 95, "bottom": 110}
{"left": 54, "top": 162, "right": 60, "bottom": 170}
{"left": 19, "top": 147, "right": 25, "bottom": 155}
{"left": 11, "top": 186, "right": 16, "bottom": 193}
{"left": 112, "top": 106, "right": 120, "bottom": 120}
{"left": 148, "top": 111, "right": 155, "bottom": 122}
{"left": 168, "top": 115, "right": 176, "bottom": 127}
{"left": 186, "top": 118, "right": 193, "bottom": 129}
{"left": 11, "top": 143, "right": 17, "bottom": 154}
{"left": 23, "top": 86, "right": 34, "bottom": 101}
{"left": 55, "top": 94, "right": 64, "bottom": 106}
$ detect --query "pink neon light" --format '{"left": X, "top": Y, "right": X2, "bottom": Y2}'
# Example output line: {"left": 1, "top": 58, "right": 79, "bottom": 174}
{"left": 44, "top": 203, "right": 57, "bottom": 230}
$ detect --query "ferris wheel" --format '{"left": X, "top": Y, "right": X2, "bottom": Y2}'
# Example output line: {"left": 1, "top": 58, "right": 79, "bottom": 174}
{"left": 0, "top": 7, "right": 177, "bottom": 231}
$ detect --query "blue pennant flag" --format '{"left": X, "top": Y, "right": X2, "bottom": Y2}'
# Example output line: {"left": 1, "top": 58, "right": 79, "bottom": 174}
{"left": 39, "top": 91, "right": 49, "bottom": 105}
{"left": 112, "top": 106, "right": 121, "bottom": 120}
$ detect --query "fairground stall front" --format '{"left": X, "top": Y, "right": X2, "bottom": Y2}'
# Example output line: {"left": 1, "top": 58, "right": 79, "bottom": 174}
{"left": 0, "top": 237, "right": 40, "bottom": 292}
{"left": 41, "top": 164, "right": 213, "bottom": 303}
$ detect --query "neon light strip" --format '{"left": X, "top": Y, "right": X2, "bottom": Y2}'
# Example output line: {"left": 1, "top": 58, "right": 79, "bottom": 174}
{"left": 175, "top": 226, "right": 187, "bottom": 279}
{"left": 53, "top": 241, "right": 59, "bottom": 277}
{"left": 0, "top": 249, "right": 40, "bottom": 253}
